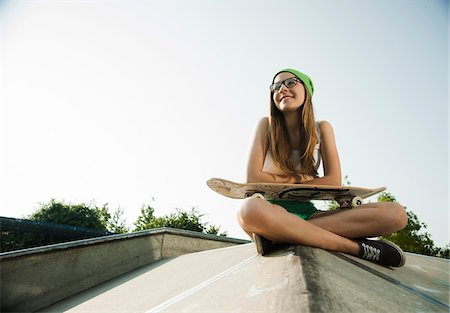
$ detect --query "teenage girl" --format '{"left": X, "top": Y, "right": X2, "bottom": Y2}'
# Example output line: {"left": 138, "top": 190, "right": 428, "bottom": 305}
{"left": 237, "top": 68, "right": 407, "bottom": 267}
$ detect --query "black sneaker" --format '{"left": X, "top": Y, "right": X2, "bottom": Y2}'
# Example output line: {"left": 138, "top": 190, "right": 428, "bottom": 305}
{"left": 253, "top": 233, "right": 278, "bottom": 256}
{"left": 357, "top": 238, "right": 406, "bottom": 267}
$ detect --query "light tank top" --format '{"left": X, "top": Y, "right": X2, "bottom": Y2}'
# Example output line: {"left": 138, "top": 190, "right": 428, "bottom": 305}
{"left": 262, "top": 122, "right": 322, "bottom": 175}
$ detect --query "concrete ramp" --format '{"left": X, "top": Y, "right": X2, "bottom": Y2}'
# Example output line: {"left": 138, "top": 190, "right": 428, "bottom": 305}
{"left": 1, "top": 228, "right": 248, "bottom": 312}
{"left": 296, "top": 247, "right": 449, "bottom": 312}
{"left": 41, "top": 244, "right": 449, "bottom": 313}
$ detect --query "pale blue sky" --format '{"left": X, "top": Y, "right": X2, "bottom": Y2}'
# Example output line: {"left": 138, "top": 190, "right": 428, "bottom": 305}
{"left": 0, "top": 0, "right": 448, "bottom": 247}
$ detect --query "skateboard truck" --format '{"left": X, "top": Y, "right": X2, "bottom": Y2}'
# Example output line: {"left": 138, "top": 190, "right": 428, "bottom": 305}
{"left": 337, "top": 196, "right": 364, "bottom": 208}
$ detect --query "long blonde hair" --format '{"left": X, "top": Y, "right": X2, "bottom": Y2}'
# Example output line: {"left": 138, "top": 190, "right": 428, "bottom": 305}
{"left": 266, "top": 83, "right": 318, "bottom": 178}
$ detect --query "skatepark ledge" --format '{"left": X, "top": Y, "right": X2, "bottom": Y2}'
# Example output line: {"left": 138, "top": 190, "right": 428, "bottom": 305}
{"left": 1, "top": 228, "right": 249, "bottom": 312}
{"left": 1, "top": 228, "right": 449, "bottom": 312}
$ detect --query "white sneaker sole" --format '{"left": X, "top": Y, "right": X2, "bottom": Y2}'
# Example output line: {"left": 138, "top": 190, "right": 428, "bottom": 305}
{"left": 253, "top": 233, "right": 265, "bottom": 255}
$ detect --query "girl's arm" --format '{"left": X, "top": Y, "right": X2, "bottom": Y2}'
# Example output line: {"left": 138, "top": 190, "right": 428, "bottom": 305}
{"left": 245, "top": 117, "right": 297, "bottom": 183}
{"left": 301, "top": 121, "right": 342, "bottom": 186}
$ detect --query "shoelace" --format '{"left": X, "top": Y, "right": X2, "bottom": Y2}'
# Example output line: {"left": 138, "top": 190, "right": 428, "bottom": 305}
{"left": 361, "top": 243, "right": 381, "bottom": 261}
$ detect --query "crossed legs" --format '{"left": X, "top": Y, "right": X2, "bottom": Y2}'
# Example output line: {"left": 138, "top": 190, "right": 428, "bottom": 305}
{"left": 236, "top": 198, "right": 408, "bottom": 257}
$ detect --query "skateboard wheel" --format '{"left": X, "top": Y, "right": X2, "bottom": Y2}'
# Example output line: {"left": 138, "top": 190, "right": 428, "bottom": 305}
{"left": 351, "top": 197, "right": 363, "bottom": 207}
{"left": 251, "top": 193, "right": 265, "bottom": 200}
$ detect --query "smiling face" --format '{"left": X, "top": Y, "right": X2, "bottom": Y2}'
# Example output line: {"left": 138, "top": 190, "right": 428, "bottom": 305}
{"left": 272, "top": 72, "right": 306, "bottom": 113}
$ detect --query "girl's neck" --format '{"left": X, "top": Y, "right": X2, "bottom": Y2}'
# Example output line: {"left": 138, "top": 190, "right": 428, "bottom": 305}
{"left": 283, "top": 111, "right": 302, "bottom": 135}
{"left": 283, "top": 111, "right": 302, "bottom": 149}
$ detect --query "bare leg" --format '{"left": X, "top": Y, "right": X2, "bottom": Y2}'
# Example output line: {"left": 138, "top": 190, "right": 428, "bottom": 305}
{"left": 237, "top": 198, "right": 360, "bottom": 255}
{"left": 237, "top": 198, "right": 407, "bottom": 257}
{"left": 309, "top": 202, "right": 407, "bottom": 238}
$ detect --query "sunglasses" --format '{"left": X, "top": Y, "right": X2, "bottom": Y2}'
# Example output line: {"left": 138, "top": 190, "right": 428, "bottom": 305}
{"left": 270, "top": 77, "right": 301, "bottom": 93}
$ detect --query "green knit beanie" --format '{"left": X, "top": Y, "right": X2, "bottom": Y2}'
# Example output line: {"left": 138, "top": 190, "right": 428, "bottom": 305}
{"left": 272, "top": 68, "right": 314, "bottom": 96}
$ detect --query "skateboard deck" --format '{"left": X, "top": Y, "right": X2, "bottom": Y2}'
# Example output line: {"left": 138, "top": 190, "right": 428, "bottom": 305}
{"left": 206, "top": 177, "right": 386, "bottom": 208}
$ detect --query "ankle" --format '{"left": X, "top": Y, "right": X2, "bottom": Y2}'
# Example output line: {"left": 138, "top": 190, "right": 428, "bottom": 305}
{"left": 344, "top": 239, "right": 360, "bottom": 256}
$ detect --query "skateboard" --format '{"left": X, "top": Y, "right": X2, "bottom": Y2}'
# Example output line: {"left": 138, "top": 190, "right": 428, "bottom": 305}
{"left": 206, "top": 177, "right": 385, "bottom": 208}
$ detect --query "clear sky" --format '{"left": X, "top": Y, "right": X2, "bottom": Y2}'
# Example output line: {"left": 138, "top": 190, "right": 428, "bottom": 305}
{"left": 1, "top": 0, "right": 448, "bottom": 247}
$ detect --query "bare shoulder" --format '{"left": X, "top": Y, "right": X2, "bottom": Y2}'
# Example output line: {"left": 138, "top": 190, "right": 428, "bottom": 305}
{"left": 257, "top": 116, "right": 269, "bottom": 128}
{"left": 317, "top": 121, "right": 338, "bottom": 145}
{"left": 317, "top": 120, "right": 333, "bottom": 130}
{"left": 317, "top": 120, "right": 335, "bottom": 136}
{"left": 255, "top": 117, "right": 269, "bottom": 135}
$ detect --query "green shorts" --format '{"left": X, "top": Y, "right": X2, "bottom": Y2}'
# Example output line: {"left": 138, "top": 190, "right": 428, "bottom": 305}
{"left": 268, "top": 200, "right": 319, "bottom": 220}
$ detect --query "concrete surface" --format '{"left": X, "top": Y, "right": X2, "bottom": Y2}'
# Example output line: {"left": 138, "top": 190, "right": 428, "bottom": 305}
{"left": 41, "top": 244, "right": 309, "bottom": 313}
{"left": 337, "top": 250, "right": 450, "bottom": 308}
{"left": 1, "top": 228, "right": 248, "bottom": 312}
{"left": 39, "top": 243, "right": 449, "bottom": 313}
{"left": 297, "top": 246, "right": 449, "bottom": 312}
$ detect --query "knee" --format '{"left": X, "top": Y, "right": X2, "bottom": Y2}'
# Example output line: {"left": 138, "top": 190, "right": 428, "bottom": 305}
{"left": 378, "top": 202, "right": 408, "bottom": 231}
{"left": 237, "top": 198, "right": 268, "bottom": 230}
{"left": 394, "top": 203, "right": 408, "bottom": 231}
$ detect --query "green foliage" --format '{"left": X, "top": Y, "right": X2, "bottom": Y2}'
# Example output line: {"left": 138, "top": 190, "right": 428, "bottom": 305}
{"left": 1, "top": 231, "right": 34, "bottom": 252}
{"left": 378, "top": 192, "right": 447, "bottom": 258}
{"left": 377, "top": 191, "right": 396, "bottom": 203}
{"left": 323, "top": 176, "right": 448, "bottom": 258}
{"left": 327, "top": 200, "right": 340, "bottom": 210}
{"left": 134, "top": 205, "right": 227, "bottom": 236}
{"left": 436, "top": 244, "right": 450, "bottom": 258}
{"left": 107, "top": 207, "right": 129, "bottom": 234}
{"left": 205, "top": 225, "right": 227, "bottom": 236}
{"left": 2, "top": 198, "right": 227, "bottom": 253}
{"left": 381, "top": 210, "right": 437, "bottom": 255}
{"left": 30, "top": 199, "right": 109, "bottom": 230}
{"left": 343, "top": 175, "right": 351, "bottom": 186}
{"left": 1, "top": 200, "right": 129, "bottom": 252}
{"left": 134, "top": 205, "right": 158, "bottom": 231}
{"left": 26, "top": 199, "right": 129, "bottom": 234}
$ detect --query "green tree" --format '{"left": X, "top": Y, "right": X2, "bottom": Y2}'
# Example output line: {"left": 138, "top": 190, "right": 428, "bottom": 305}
{"left": 1, "top": 200, "right": 129, "bottom": 252}
{"left": 134, "top": 204, "right": 227, "bottom": 236}
{"left": 134, "top": 205, "right": 159, "bottom": 231}
{"left": 30, "top": 199, "right": 109, "bottom": 230}
{"left": 436, "top": 244, "right": 450, "bottom": 258}
{"left": 377, "top": 191, "right": 396, "bottom": 203}
{"left": 324, "top": 178, "right": 448, "bottom": 259}
{"left": 28, "top": 199, "right": 129, "bottom": 233}
{"left": 378, "top": 192, "right": 445, "bottom": 257}
{"left": 205, "top": 225, "right": 226, "bottom": 235}
{"left": 106, "top": 207, "right": 129, "bottom": 234}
